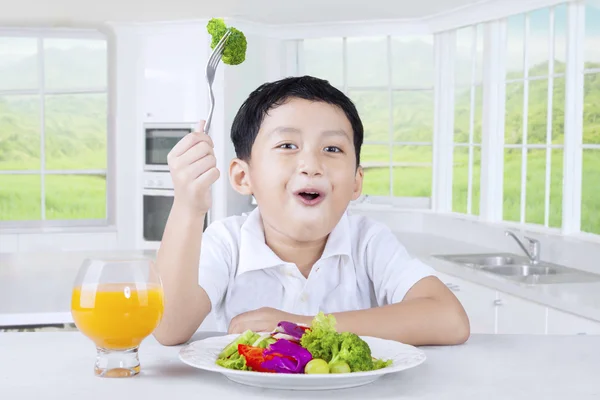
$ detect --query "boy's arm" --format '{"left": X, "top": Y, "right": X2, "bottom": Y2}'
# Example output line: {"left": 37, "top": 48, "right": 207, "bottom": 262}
{"left": 229, "top": 276, "right": 470, "bottom": 345}
{"left": 317, "top": 276, "right": 470, "bottom": 345}
{"left": 153, "top": 122, "right": 220, "bottom": 346}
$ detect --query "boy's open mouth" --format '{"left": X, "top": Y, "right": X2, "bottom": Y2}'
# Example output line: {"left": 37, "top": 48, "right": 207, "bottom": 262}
{"left": 294, "top": 189, "right": 325, "bottom": 206}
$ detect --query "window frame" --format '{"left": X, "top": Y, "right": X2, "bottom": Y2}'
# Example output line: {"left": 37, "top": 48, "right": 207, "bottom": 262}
{"left": 296, "top": 35, "right": 435, "bottom": 208}
{"left": 0, "top": 27, "right": 115, "bottom": 230}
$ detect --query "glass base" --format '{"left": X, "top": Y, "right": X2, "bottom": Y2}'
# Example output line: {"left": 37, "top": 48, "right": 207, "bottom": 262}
{"left": 95, "top": 347, "right": 140, "bottom": 378}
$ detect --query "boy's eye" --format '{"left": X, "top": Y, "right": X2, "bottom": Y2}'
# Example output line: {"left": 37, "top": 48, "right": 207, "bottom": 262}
{"left": 324, "top": 146, "right": 342, "bottom": 153}
{"left": 278, "top": 143, "right": 298, "bottom": 150}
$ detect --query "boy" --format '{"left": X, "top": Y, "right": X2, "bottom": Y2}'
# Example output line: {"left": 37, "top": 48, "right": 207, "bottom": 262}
{"left": 153, "top": 76, "right": 469, "bottom": 346}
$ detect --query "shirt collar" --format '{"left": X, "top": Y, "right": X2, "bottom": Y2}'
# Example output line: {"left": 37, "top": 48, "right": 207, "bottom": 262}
{"left": 236, "top": 207, "right": 353, "bottom": 277}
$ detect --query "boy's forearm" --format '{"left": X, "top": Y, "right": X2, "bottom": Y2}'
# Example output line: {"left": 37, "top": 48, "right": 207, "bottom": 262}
{"left": 326, "top": 297, "right": 469, "bottom": 346}
{"left": 153, "top": 202, "right": 211, "bottom": 345}
{"left": 294, "top": 278, "right": 470, "bottom": 346}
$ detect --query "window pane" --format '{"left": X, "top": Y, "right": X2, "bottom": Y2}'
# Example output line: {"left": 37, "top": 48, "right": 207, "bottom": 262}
{"left": 349, "top": 90, "right": 388, "bottom": 142}
{"left": 303, "top": 38, "right": 343, "bottom": 88}
{"left": 45, "top": 94, "right": 107, "bottom": 170}
{"left": 0, "top": 175, "right": 41, "bottom": 220}
{"left": 473, "top": 85, "right": 483, "bottom": 144}
{"left": 525, "top": 149, "right": 546, "bottom": 225}
{"left": 553, "top": 76, "right": 565, "bottom": 144}
{"left": 582, "top": 149, "right": 600, "bottom": 234}
{"left": 554, "top": 4, "right": 567, "bottom": 73}
{"left": 393, "top": 90, "right": 433, "bottom": 142}
{"left": 454, "top": 86, "right": 471, "bottom": 143}
{"left": 392, "top": 36, "right": 433, "bottom": 88}
{"left": 549, "top": 149, "right": 564, "bottom": 229}
{"left": 475, "top": 24, "right": 484, "bottom": 85}
{"left": 504, "top": 148, "right": 522, "bottom": 222}
{"left": 0, "top": 95, "right": 40, "bottom": 170}
{"left": 585, "top": 2, "right": 600, "bottom": 69}
{"left": 451, "top": 146, "right": 480, "bottom": 214}
{"left": 360, "top": 144, "right": 390, "bottom": 196}
{"left": 507, "top": 14, "right": 525, "bottom": 79}
{"left": 0, "top": 38, "right": 38, "bottom": 90}
{"left": 45, "top": 174, "right": 106, "bottom": 220}
{"left": 44, "top": 38, "right": 107, "bottom": 90}
{"left": 583, "top": 73, "right": 600, "bottom": 145}
{"left": 528, "top": 8, "right": 550, "bottom": 76}
{"left": 347, "top": 37, "right": 387, "bottom": 87}
{"left": 528, "top": 79, "right": 549, "bottom": 145}
{"left": 505, "top": 82, "right": 524, "bottom": 144}
{"left": 392, "top": 145, "right": 432, "bottom": 197}
{"left": 455, "top": 27, "right": 474, "bottom": 87}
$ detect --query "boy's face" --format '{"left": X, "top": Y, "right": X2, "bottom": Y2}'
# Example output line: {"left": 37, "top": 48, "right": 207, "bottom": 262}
{"left": 231, "top": 98, "right": 363, "bottom": 242}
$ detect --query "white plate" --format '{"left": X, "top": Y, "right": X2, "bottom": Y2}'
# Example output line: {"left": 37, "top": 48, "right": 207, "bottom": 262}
{"left": 179, "top": 334, "right": 426, "bottom": 390}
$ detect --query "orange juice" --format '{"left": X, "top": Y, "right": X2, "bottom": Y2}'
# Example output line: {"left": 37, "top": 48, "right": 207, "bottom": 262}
{"left": 71, "top": 283, "right": 164, "bottom": 350}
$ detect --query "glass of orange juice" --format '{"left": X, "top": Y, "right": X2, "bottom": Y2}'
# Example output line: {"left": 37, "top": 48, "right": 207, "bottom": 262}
{"left": 71, "top": 258, "right": 164, "bottom": 378}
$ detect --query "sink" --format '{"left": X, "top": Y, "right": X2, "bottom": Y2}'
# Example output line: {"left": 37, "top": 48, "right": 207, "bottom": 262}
{"left": 434, "top": 253, "right": 600, "bottom": 285}
{"left": 480, "top": 264, "right": 558, "bottom": 276}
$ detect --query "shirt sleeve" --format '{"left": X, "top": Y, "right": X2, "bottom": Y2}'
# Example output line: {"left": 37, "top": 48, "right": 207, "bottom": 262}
{"left": 197, "top": 222, "right": 232, "bottom": 311}
{"left": 365, "top": 225, "right": 436, "bottom": 306}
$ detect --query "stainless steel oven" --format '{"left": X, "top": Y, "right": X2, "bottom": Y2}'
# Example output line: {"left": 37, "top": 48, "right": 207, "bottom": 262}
{"left": 141, "top": 172, "right": 209, "bottom": 248}
{"left": 144, "top": 122, "right": 195, "bottom": 171}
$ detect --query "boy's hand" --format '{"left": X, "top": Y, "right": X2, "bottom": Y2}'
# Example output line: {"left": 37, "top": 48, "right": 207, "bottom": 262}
{"left": 228, "top": 307, "right": 311, "bottom": 334}
{"left": 167, "top": 120, "right": 220, "bottom": 214}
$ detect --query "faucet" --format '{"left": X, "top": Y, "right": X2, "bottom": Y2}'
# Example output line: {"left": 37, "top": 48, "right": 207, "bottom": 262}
{"left": 505, "top": 230, "right": 541, "bottom": 264}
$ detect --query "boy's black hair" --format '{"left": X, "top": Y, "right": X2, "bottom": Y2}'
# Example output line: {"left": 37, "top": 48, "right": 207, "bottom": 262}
{"left": 231, "top": 75, "right": 364, "bottom": 166}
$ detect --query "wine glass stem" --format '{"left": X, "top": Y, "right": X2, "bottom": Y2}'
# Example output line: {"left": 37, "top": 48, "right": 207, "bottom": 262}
{"left": 95, "top": 347, "right": 140, "bottom": 377}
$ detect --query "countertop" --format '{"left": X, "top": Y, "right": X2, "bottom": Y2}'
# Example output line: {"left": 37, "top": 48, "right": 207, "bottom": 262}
{"left": 2, "top": 232, "right": 600, "bottom": 326}
{"left": 1, "top": 331, "right": 598, "bottom": 399}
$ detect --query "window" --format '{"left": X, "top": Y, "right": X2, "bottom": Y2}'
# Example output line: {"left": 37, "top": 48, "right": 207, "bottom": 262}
{"left": 503, "top": 5, "right": 567, "bottom": 228}
{"left": 583, "top": 1, "right": 600, "bottom": 235}
{"left": 453, "top": 25, "right": 483, "bottom": 215}
{"left": 0, "top": 32, "right": 109, "bottom": 228}
{"left": 301, "top": 35, "right": 434, "bottom": 202}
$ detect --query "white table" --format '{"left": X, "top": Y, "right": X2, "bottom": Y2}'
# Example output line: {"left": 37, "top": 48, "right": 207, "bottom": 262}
{"left": 1, "top": 332, "right": 598, "bottom": 399}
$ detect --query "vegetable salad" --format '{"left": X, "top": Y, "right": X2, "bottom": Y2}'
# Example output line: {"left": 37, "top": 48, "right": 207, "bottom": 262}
{"left": 216, "top": 312, "right": 392, "bottom": 374}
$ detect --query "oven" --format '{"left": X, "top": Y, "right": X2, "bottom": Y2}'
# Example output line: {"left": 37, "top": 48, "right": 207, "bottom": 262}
{"left": 144, "top": 122, "right": 195, "bottom": 171}
{"left": 141, "top": 160, "right": 208, "bottom": 249}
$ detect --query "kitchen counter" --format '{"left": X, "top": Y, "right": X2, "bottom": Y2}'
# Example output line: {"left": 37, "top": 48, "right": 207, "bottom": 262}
{"left": 394, "top": 232, "right": 600, "bottom": 322}
{"left": 1, "top": 331, "right": 598, "bottom": 399}
{"left": 3, "top": 232, "right": 600, "bottom": 327}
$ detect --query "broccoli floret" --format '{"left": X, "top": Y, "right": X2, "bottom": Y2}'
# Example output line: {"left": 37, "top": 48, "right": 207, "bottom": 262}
{"left": 328, "top": 332, "right": 374, "bottom": 372}
{"left": 206, "top": 18, "right": 247, "bottom": 66}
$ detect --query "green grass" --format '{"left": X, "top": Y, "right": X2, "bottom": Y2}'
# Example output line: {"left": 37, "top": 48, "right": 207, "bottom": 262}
{"left": 0, "top": 174, "right": 106, "bottom": 221}
{"left": 362, "top": 146, "right": 600, "bottom": 235}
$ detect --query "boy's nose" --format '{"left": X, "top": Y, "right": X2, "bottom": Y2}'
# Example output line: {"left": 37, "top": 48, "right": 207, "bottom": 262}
{"left": 297, "top": 153, "right": 323, "bottom": 176}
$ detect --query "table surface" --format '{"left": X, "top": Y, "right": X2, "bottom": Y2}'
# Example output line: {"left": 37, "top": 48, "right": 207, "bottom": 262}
{"left": 1, "top": 332, "right": 598, "bottom": 400}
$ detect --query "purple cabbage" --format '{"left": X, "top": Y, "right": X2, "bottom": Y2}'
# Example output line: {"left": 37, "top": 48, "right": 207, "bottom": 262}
{"left": 276, "top": 321, "right": 307, "bottom": 341}
{"left": 261, "top": 339, "right": 313, "bottom": 374}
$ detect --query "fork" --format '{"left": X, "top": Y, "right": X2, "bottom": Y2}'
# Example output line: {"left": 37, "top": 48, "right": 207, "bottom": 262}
{"left": 204, "top": 29, "right": 231, "bottom": 134}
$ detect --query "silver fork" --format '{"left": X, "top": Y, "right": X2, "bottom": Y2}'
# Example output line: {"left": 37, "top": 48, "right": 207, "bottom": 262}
{"left": 204, "top": 29, "right": 231, "bottom": 134}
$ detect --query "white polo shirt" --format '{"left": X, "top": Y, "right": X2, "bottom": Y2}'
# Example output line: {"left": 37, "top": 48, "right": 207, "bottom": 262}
{"left": 198, "top": 207, "right": 435, "bottom": 332}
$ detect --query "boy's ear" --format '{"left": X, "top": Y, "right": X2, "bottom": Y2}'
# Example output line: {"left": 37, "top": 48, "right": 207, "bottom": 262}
{"left": 229, "top": 158, "right": 253, "bottom": 195}
{"left": 352, "top": 165, "right": 364, "bottom": 201}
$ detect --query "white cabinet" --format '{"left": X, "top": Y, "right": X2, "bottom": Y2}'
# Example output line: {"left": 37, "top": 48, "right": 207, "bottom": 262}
{"left": 496, "top": 293, "right": 546, "bottom": 334}
{"left": 436, "top": 272, "right": 497, "bottom": 334}
{"left": 142, "top": 24, "right": 209, "bottom": 123}
{"left": 547, "top": 308, "right": 600, "bottom": 335}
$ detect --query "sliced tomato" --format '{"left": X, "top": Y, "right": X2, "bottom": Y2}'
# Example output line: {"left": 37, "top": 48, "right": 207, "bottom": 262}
{"left": 238, "top": 344, "right": 274, "bottom": 373}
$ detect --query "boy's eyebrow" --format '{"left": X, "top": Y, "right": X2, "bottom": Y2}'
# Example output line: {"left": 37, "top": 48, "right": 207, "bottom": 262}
{"left": 268, "top": 126, "right": 351, "bottom": 141}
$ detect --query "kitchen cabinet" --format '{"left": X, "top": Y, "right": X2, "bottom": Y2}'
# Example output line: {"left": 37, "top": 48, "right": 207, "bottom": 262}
{"left": 495, "top": 293, "right": 546, "bottom": 334}
{"left": 142, "top": 24, "right": 209, "bottom": 123}
{"left": 546, "top": 308, "right": 600, "bottom": 335}
{"left": 436, "top": 272, "right": 497, "bottom": 334}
